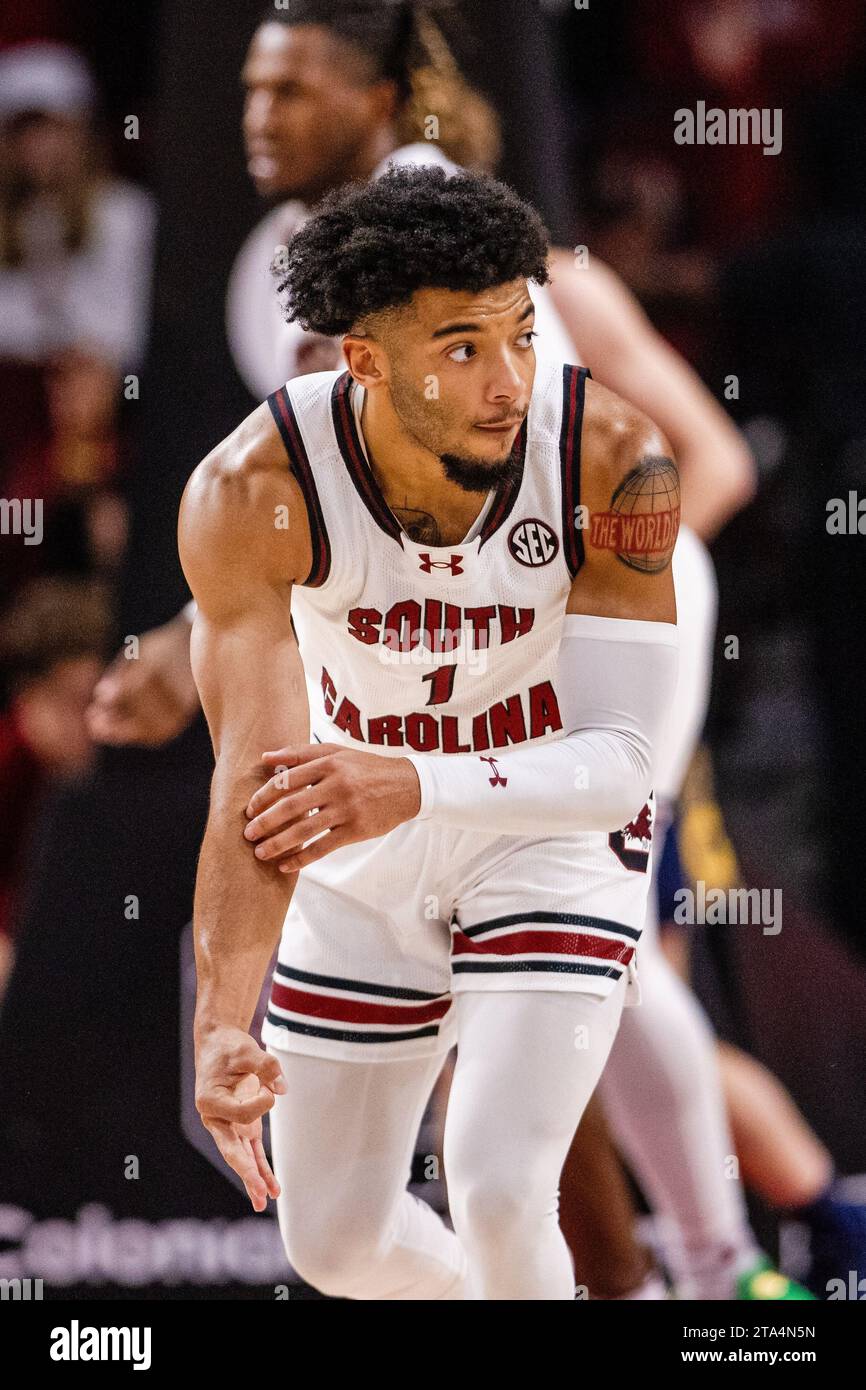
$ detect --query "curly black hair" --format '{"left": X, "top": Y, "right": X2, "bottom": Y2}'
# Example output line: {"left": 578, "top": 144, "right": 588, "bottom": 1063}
{"left": 274, "top": 163, "right": 550, "bottom": 336}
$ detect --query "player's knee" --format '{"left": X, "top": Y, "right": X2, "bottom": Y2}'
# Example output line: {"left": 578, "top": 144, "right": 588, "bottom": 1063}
{"left": 449, "top": 1161, "right": 542, "bottom": 1254}
{"left": 280, "top": 1208, "right": 391, "bottom": 1299}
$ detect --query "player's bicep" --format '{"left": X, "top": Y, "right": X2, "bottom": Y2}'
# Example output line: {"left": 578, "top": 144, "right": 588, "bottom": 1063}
{"left": 178, "top": 455, "right": 309, "bottom": 766}
{"left": 567, "top": 404, "right": 680, "bottom": 622}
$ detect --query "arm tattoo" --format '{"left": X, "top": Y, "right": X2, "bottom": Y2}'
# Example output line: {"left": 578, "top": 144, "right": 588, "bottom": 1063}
{"left": 588, "top": 455, "right": 680, "bottom": 573}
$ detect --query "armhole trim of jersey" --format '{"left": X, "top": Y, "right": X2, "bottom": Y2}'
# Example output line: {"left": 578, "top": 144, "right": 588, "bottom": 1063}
{"left": 560, "top": 364, "right": 591, "bottom": 579}
{"left": 268, "top": 385, "right": 331, "bottom": 587}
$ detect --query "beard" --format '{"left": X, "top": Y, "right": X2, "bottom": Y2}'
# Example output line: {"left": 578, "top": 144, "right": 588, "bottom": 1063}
{"left": 386, "top": 367, "right": 525, "bottom": 493}
{"left": 439, "top": 443, "right": 524, "bottom": 493}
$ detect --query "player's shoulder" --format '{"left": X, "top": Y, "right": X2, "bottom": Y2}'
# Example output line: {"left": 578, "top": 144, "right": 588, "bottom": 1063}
{"left": 531, "top": 358, "right": 671, "bottom": 474}
{"left": 191, "top": 365, "right": 344, "bottom": 490}
{"left": 186, "top": 401, "right": 293, "bottom": 511}
{"left": 179, "top": 402, "right": 314, "bottom": 596}
{"left": 580, "top": 375, "right": 675, "bottom": 500}
{"left": 179, "top": 399, "right": 312, "bottom": 584}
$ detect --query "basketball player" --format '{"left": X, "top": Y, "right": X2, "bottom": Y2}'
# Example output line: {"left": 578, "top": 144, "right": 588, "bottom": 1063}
{"left": 180, "top": 165, "right": 680, "bottom": 1300}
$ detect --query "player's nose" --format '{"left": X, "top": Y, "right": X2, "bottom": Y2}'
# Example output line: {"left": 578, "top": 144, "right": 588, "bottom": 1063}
{"left": 486, "top": 351, "right": 528, "bottom": 404}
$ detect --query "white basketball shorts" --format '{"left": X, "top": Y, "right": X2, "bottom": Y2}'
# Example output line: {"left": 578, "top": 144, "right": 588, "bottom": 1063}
{"left": 260, "top": 809, "right": 653, "bottom": 1063}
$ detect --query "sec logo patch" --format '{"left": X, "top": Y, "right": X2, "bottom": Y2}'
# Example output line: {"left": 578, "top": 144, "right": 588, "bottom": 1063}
{"left": 508, "top": 517, "right": 559, "bottom": 567}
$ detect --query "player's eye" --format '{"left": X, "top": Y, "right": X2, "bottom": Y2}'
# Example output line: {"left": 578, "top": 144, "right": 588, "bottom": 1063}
{"left": 517, "top": 330, "right": 538, "bottom": 348}
{"left": 446, "top": 344, "right": 476, "bottom": 363}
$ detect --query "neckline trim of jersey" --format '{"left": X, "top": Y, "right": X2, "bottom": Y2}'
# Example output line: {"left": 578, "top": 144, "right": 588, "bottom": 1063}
{"left": 330, "top": 371, "right": 527, "bottom": 552}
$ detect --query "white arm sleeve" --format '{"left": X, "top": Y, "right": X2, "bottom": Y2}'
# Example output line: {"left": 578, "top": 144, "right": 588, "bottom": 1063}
{"left": 404, "top": 613, "right": 678, "bottom": 836}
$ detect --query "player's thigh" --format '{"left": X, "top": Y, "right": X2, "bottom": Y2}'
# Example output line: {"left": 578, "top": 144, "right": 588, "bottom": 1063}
{"left": 444, "top": 981, "right": 627, "bottom": 1177}
{"left": 268, "top": 1047, "right": 446, "bottom": 1211}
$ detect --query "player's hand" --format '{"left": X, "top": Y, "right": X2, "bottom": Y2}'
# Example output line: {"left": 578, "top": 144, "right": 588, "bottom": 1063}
{"left": 87, "top": 611, "right": 201, "bottom": 746}
{"left": 243, "top": 743, "right": 422, "bottom": 871}
{"left": 194, "top": 1024, "right": 286, "bottom": 1212}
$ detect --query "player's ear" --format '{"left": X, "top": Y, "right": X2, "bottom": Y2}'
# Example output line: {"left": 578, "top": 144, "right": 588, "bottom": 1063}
{"left": 342, "top": 333, "right": 388, "bottom": 390}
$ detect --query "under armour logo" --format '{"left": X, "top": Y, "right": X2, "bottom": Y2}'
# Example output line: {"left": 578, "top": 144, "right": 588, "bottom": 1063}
{"left": 480, "top": 755, "right": 507, "bottom": 787}
{"left": 418, "top": 552, "right": 464, "bottom": 575}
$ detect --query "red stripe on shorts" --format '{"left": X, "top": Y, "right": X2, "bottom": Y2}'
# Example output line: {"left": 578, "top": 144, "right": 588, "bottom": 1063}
{"left": 451, "top": 928, "right": 634, "bottom": 964}
{"left": 270, "top": 981, "right": 451, "bottom": 1026}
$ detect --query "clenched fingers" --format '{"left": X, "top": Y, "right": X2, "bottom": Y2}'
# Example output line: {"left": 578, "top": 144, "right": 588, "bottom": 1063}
{"left": 197, "top": 1079, "right": 277, "bottom": 1127}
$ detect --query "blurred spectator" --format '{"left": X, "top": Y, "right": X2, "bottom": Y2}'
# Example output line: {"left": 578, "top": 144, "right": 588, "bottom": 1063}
{"left": 0, "top": 42, "right": 155, "bottom": 370}
{"left": 0, "top": 43, "right": 150, "bottom": 621}
{"left": 1, "top": 346, "right": 129, "bottom": 597}
{"left": 0, "top": 577, "right": 111, "bottom": 1002}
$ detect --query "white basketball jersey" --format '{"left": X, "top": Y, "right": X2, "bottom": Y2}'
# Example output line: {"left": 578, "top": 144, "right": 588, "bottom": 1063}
{"left": 268, "top": 357, "right": 589, "bottom": 758}
{"left": 261, "top": 360, "right": 663, "bottom": 1054}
